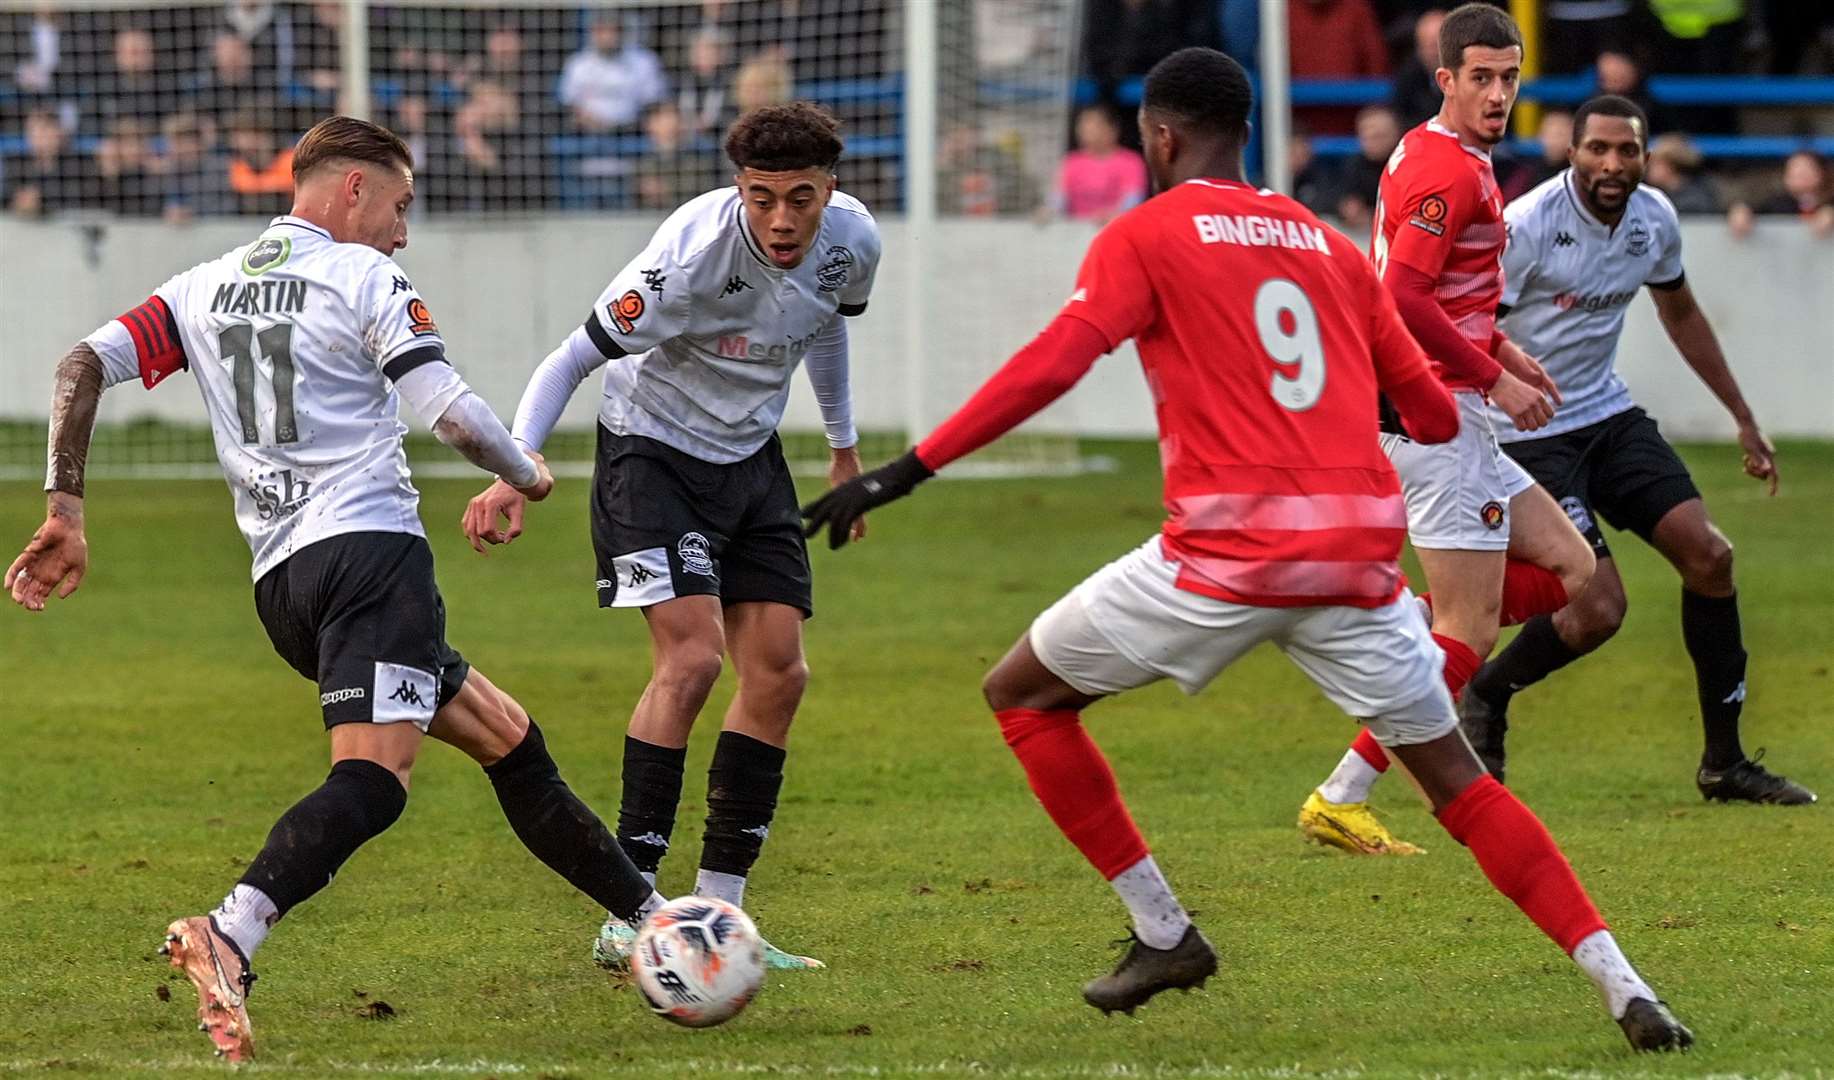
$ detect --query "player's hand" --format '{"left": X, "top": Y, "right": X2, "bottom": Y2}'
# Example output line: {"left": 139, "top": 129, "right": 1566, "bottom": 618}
{"left": 512, "top": 450, "right": 553, "bottom": 503}
{"left": 826, "top": 445, "right": 868, "bottom": 543}
{"left": 1489, "top": 370, "right": 1554, "bottom": 432}
{"left": 1737, "top": 422, "right": 1779, "bottom": 496}
{"left": 6, "top": 494, "right": 88, "bottom": 612}
{"left": 463, "top": 478, "right": 529, "bottom": 554}
{"left": 801, "top": 450, "right": 934, "bottom": 550}
{"left": 1495, "top": 337, "right": 1562, "bottom": 406}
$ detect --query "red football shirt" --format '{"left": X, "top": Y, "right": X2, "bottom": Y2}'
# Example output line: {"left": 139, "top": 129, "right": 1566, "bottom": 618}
{"left": 1372, "top": 120, "right": 1507, "bottom": 388}
{"left": 1057, "top": 178, "right": 1432, "bottom": 608}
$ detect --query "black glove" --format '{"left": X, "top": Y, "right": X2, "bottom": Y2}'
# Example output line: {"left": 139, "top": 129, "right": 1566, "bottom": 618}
{"left": 800, "top": 449, "right": 934, "bottom": 550}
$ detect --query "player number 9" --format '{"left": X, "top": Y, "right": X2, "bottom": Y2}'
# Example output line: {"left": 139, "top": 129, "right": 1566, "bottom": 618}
{"left": 1254, "top": 279, "right": 1325, "bottom": 412}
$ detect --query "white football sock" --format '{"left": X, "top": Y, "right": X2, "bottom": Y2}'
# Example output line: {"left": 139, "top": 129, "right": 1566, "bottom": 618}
{"left": 635, "top": 890, "right": 667, "bottom": 922}
{"left": 1571, "top": 929, "right": 1657, "bottom": 1019}
{"left": 1110, "top": 855, "right": 1191, "bottom": 950}
{"left": 1318, "top": 747, "right": 1383, "bottom": 805}
{"left": 694, "top": 869, "right": 746, "bottom": 908}
{"left": 640, "top": 871, "right": 657, "bottom": 888}
{"left": 209, "top": 883, "right": 278, "bottom": 962}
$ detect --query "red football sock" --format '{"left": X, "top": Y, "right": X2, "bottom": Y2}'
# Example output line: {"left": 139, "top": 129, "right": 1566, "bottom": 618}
{"left": 1349, "top": 727, "right": 1389, "bottom": 772}
{"left": 1435, "top": 632, "right": 1483, "bottom": 701}
{"left": 996, "top": 708, "right": 1149, "bottom": 880}
{"left": 1437, "top": 774, "right": 1608, "bottom": 953}
{"left": 1500, "top": 560, "right": 1569, "bottom": 627}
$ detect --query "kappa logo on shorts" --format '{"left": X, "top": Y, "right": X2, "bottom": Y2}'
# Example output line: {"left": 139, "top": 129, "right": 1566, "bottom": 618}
{"left": 372, "top": 662, "right": 437, "bottom": 729}
{"left": 320, "top": 686, "right": 365, "bottom": 707}
{"left": 1479, "top": 500, "right": 1506, "bottom": 530}
{"left": 678, "top": 532, "right": 715, "bottom": 576}
{"left": 627, "top": 562, "right": 660, "bottom": 587}
{"left": 1559, "top": 495, "right": 1594, "bottom": 535}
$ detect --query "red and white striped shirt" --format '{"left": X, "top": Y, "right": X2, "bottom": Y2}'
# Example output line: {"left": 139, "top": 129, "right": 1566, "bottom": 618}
{"left": 920, "top": 179, "right": 1446, "bottom": 609}
{"left": 1371, "top": 120, "right": 1508, "bottom": 389}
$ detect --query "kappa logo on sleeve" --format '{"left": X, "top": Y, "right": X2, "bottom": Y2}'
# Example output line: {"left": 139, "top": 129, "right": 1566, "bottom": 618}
{"left": 609, "top": 289, "right": 646, "bottom": 334}
{"left": 407, "top": 298, "right": 439, "bottom": 336}
{"left": 1407, "top": 193, "right": 1448, "bottom": 236}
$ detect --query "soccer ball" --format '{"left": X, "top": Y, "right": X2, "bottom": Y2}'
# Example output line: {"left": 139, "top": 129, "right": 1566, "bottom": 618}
{"left": 631, "top": 896, "right": 766, "bottom": 1028}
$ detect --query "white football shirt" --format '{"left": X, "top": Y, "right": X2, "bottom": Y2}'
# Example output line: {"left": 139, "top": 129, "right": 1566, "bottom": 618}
{"left": 1491, "top": 171, "right": 1685, "bottom": 441}
{"left": 84, "top": 216, "right": 456, "bottom": 580}
{"left": 581, "top": 187, "right": 881, "bottom": 463}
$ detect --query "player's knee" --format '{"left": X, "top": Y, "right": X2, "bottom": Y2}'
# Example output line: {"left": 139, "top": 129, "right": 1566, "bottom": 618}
{"left": 1570, "top": 586, "right": 1626, "bottom": 651}
{"left": 329, "top": 757, "right": 409, "bottom": 836}
{"left": 745, "top": 653, "right": 809, "bottom": 705}
{"left": 656, "top": 647, "right": 724, "bottom": 698}
{"left": 1683, "top": 535, "right": 1735, "bottom": 594}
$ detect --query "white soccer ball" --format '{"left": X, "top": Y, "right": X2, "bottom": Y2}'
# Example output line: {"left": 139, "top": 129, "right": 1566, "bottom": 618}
{"left": 631, "top": 896, "right": 766, "bottom": 1028}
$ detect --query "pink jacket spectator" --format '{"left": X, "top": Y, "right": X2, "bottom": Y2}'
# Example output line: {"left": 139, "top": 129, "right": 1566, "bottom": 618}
{"left": 1056, "top": 148, "right": 1148, "bottom": 222}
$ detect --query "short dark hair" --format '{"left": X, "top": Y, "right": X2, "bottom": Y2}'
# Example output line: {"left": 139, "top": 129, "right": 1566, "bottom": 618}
{"left": 292, "top": 115, "right": 414, "bottom": 181}
{"left": 1439, "top": 2, "right": 1522, "bottom": 71}
{"left": 724, "top": 101, "right": 843, "bottom": 172}
{"left": 1142, "top": 47, "right": 1254, "bottom": 137}
{"left": 1572, "top": 95, "right": 1649, "bottom": 148}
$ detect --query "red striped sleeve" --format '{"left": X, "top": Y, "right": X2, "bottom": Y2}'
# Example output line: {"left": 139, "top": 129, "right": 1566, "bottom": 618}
{"left": 116, "top": 295, "right": 187, "bottom": 388}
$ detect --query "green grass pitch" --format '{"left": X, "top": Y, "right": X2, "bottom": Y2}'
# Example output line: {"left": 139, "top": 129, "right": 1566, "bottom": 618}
{"left": 1, "top": 440, "right": 1829, "bottom": 1078}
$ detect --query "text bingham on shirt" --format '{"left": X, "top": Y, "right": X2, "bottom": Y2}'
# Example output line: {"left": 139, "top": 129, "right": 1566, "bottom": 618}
{"left": 1192, "top": 213, "right": 1332, "bottom": 255}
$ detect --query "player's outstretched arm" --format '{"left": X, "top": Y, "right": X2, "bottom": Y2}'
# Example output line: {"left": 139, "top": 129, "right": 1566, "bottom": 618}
{"left": 1649, "top": 279, "right": 1778, "bottom": 494}
{"left": 7, "top": 343, "right": 105, "bottom": 611}
{"left": 802, "top": 315, "right": 1109, "bottom": 550}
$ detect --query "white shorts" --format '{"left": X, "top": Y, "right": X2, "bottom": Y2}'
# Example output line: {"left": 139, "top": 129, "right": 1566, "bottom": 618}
{"left": 1381, "top": 390, "right": 1537, "bottom": 551}
{"left": 1029, "top": 536, "right": 1459, "bottom": 745}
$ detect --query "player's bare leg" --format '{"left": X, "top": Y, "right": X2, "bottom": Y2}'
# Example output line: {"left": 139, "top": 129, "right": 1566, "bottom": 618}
{"left": 597, "top": 596, "right": 727, "bottom": 968}
{"left": 695, "top": 601, "right": 822, "bottom": 968}
{"left": 982, "top": 637, "right": 1215, "bottom": 1014}
{"left": 167, "top": 723, "right": 420, "bottom": 1062}
{"left": 1457, "top": 485, "right": 1597, "bottom": 779}
{"left": 1302, "top": 547, "right": 1504, "bottom": 854}
{"left": 1647, "top": 501, "right": 1814, "bottom": 803}
{"left": 1377, "top": 717, "right": 1693, "bottom": 1051}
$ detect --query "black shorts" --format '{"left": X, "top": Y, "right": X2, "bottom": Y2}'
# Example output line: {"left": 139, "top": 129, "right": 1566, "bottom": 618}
{"left": 590, "top": 426, "right": 813, "bottom": 617}
{"left": 1501, "top": 407, "right": 1701, "bottom": 560}
{"left": 253, "top": 531, "right": 469, "bottom": 729}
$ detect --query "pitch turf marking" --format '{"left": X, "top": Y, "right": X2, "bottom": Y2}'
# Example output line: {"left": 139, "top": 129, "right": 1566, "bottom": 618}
{"left": 2, "top": 1061, "right": 1826, "bottom": 1079}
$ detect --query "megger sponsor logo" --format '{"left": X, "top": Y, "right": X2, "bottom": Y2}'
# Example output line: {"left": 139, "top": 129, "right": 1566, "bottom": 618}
{"left": 714, "top": 327, "right": 823, "bottom": 363}
{"left": 320, "top": 687, "right": 365, "bottom": 706}
{"left": 1193, "top": 214, "right": 1331, "bottom": 254}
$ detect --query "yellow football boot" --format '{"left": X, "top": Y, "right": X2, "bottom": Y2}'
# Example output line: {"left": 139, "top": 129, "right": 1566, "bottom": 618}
{"left": 1298, "top": 790, "right": 1425, "bottom": 855}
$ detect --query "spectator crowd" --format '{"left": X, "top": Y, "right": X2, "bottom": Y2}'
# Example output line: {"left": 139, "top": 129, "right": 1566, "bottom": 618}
{"left": 1, "top": 0, "right": 898, "bottom": 217}
{"left": 1, "top": 0, "right": 1830, "bottom": 230}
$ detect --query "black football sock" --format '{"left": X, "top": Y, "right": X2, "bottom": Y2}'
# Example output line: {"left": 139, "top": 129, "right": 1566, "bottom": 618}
{"left": 618, "top": 736, "right": 688, "bottom": 882}
{"left": 1467, "top": 614, "right": 1583, "bottom": 705}
{"left": 237, "top": 758, "right": 407, "bottom": 916}
{"left": 1681, "top": 589, "right": 1748, "bottom": 771}
{"left": 484, "top": 720, "right": 654, "bottom": 925}
{"left": 698, "top": 731, "right": 786, "bottom": 894}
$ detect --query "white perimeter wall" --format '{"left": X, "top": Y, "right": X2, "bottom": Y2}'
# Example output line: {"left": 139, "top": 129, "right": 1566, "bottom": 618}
{"left": 1, "top": 214, "right": 1829, "bottom": 440}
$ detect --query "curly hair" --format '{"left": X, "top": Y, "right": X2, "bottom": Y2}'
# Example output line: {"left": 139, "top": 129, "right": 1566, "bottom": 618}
{"left": 1142, "top": 48, "right": 1253, "bottom": 137}
{"left": 724, "top": 101, "right": 844, "bottom": 173}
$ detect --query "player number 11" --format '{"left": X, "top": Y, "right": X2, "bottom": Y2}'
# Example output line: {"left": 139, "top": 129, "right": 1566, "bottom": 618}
{"left": 220, "top": 321, "right": 299, "bottom": 445}
{"left": 1254, "top": 279, "right": 1326, "bottom": 412}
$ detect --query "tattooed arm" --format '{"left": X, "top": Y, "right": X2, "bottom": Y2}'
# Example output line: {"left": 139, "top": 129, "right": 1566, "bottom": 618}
{"left": 7, "top": 343, "right": 106, "bottom": 610}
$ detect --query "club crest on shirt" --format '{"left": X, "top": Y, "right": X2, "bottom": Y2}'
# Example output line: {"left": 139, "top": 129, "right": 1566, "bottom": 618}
{"left": 677, "top": 532, "right": 715, "bottom": 576}
{"left": 1625, "top": 219, "right": 1650, "bottom": 257}
{"left": 816, "top": 246, "right": 854, "bottom": 292}
{"left": 1479, "top": 500, "right": 1506, "bottom": 530}
{"left": 610, "top": 289, "right": 646, "bottom": 334}
{"left": 407, "top": 298, "right": 439, "bottom": 336}
{"left": 1407, "top": 194, "right": 1448, "bottom": 237}
{"left": 242, "top": 236, "right": 291, "bottom": 276}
